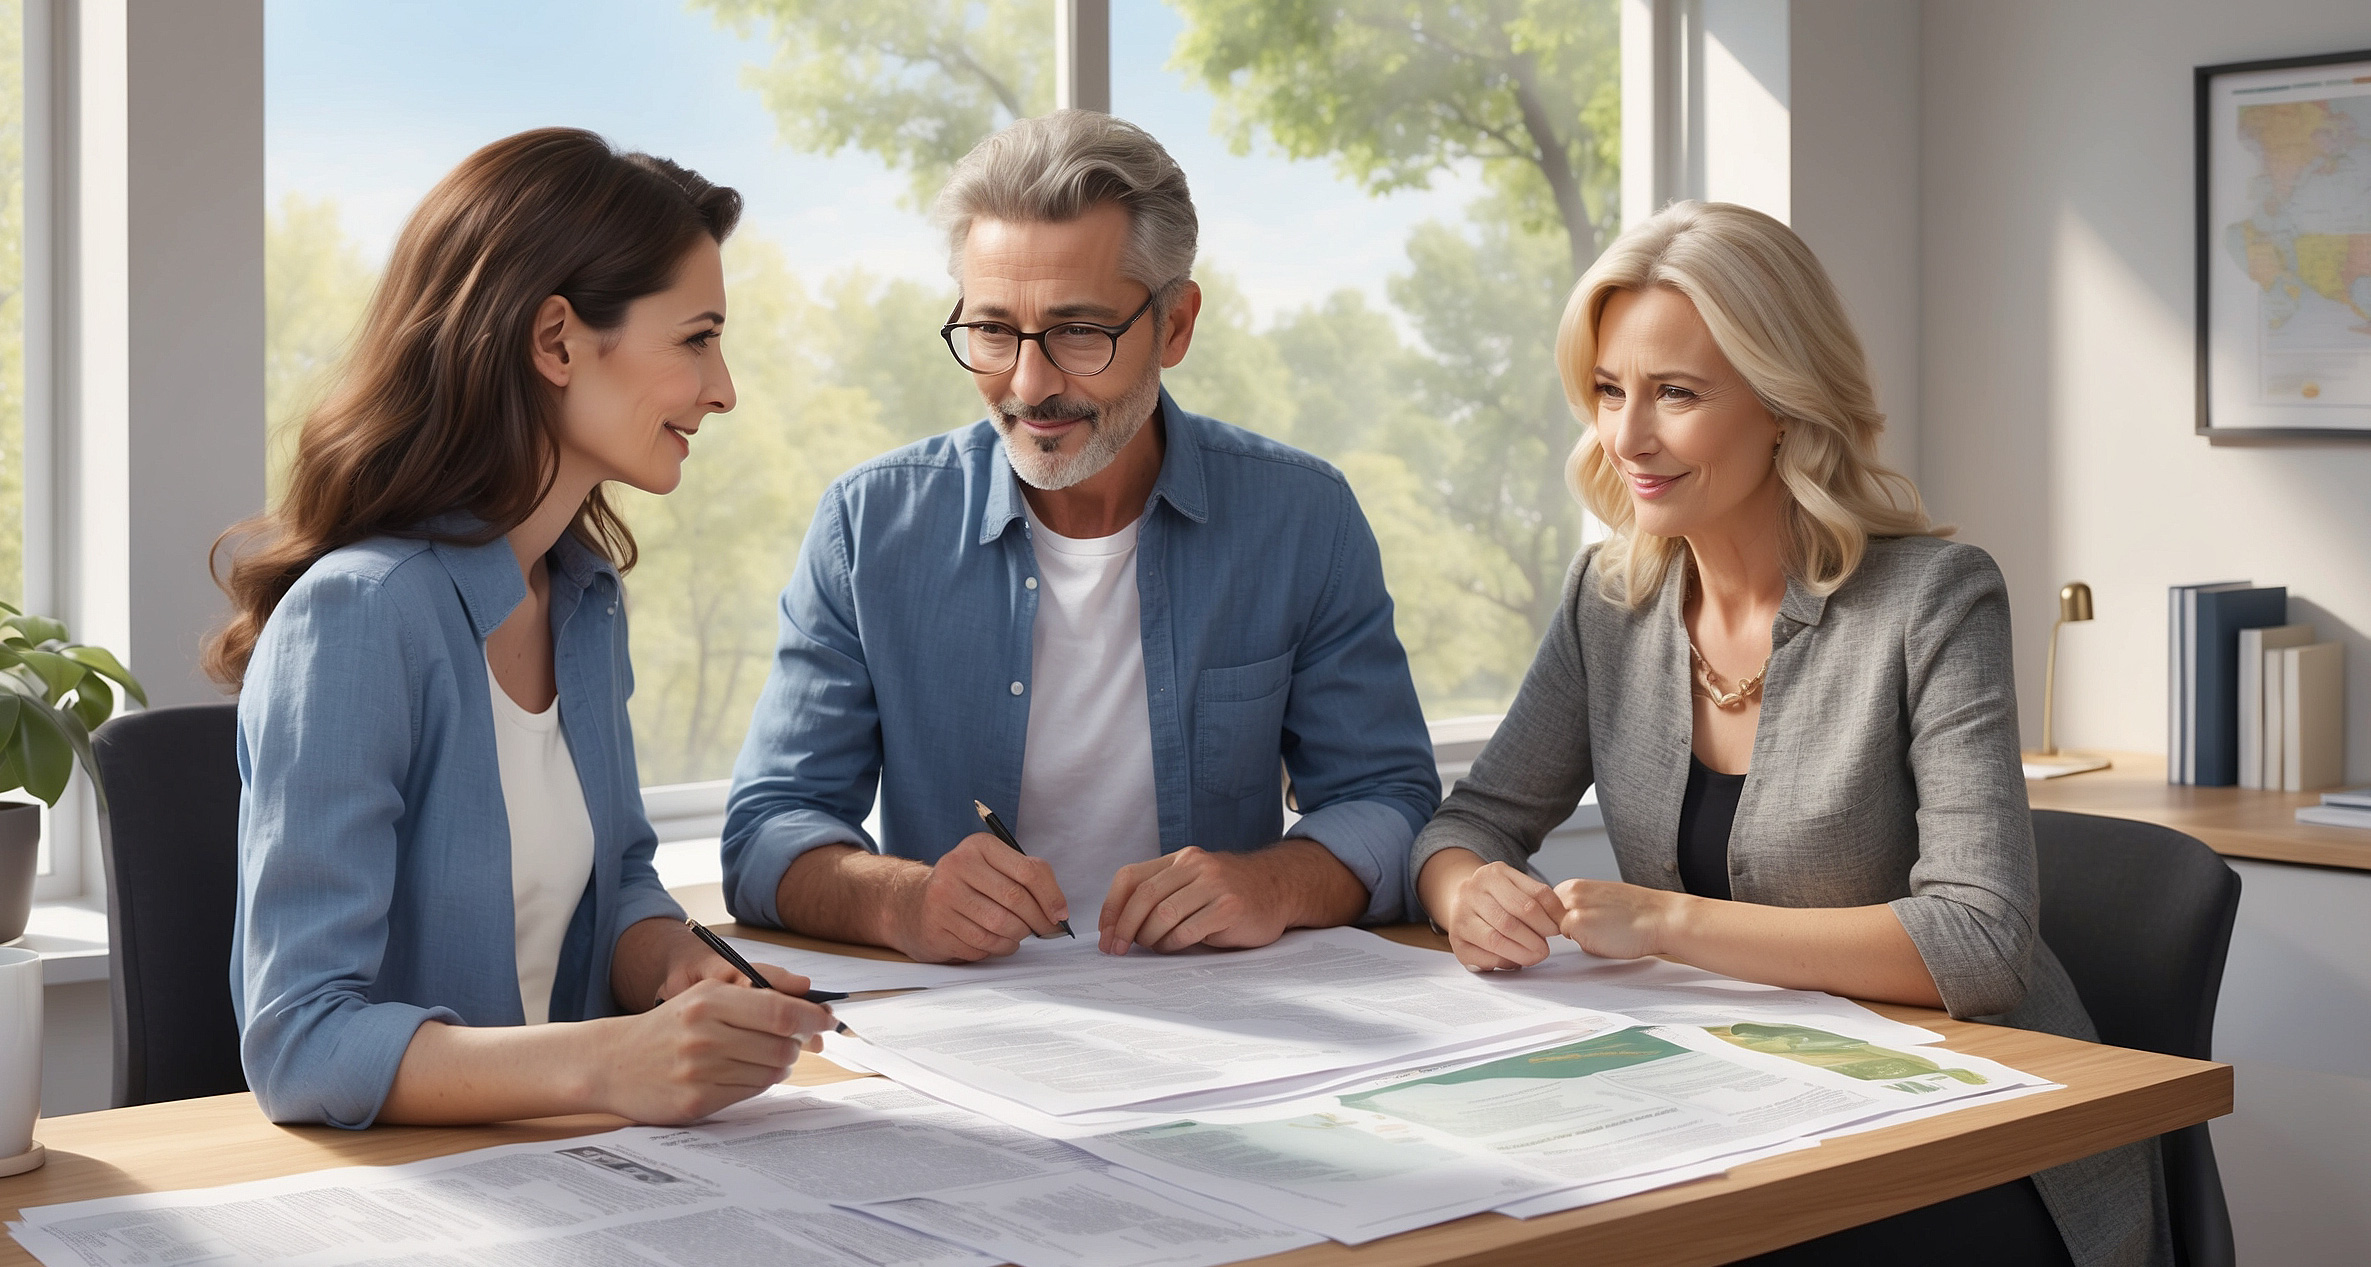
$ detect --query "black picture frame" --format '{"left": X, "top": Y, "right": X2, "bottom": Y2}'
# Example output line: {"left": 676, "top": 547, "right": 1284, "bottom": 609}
{"left": 2195, "top": 48, "right": 2371, "bottom": 444}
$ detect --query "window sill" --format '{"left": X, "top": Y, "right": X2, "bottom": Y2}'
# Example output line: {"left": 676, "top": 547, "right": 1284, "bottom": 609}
{"left": 645, "top": 780, "right": 729, "bottom": 844}
{"left": 15, "top": 898, "right": 109, "bottom": 987}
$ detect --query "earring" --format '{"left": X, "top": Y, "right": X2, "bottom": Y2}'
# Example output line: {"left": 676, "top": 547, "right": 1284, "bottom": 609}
{"left": 1772, "top": 432, "right": 1784, "bottom": 466}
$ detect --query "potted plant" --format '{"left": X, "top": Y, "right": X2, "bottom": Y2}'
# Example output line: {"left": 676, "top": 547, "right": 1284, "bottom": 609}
{"left": 0, "top": 603, "right": 144, "bottom": 944}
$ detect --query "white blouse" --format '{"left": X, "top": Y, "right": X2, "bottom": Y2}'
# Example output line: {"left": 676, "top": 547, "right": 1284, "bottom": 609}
{"left": 486, "top": 655, "right": 596, "bottom": 1025}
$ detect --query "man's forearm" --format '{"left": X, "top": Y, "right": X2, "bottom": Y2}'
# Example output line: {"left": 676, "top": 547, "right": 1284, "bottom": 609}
{"left": 1265, "top": 838, "right": 1370, "bottom": 929}
{"left": 772, "top": 843, "right": 928, "bottom": 948}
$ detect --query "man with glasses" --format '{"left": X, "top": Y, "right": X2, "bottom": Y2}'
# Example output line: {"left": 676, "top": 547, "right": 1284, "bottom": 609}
{"left": 722, "top": 110, "right": 1439, "bottom": 962}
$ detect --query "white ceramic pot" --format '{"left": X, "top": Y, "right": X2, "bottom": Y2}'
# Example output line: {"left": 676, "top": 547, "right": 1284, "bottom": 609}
{"left": 0, "top": 945, "right": 41, "bottom": 1169}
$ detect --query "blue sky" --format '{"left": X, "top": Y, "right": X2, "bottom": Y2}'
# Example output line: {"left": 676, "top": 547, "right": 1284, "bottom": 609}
{"left": 265, "top": 0, "right": 1487, "bottom": 323}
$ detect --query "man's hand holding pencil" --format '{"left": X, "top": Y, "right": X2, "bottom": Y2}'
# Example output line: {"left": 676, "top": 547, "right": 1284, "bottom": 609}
{"left": 884, "top": 826, "right": 1074, "bottom": 964}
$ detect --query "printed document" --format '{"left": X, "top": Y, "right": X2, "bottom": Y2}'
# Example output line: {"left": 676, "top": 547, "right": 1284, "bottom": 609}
{"left": 1069, "top": 1024, "right": 2048, "bottom": 1243}
{"left": 5, "top": 1081, "right": 1304, "bottom": 1267}
{"left": 725, "top": 931, "right": 1108, "bottom": 994}
{"left": 1471, "top": 945, "right": 1947, "bottom": 1047}
{"left": 852, "top": 1170, "right": 1321, "bottom": 1267}
{"left": 5, "top": 1122, "right": 995, "bottom": 1267}
{"left": 829, "top": 927, "right": 1590, "bottom": 1115}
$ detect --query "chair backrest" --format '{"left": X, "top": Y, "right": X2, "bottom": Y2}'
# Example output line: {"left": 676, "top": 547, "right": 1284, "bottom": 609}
{"left": 92, "top": 703, "right": 247, "bottom": 1107}
{"left": 2031, "top": 809, "right": 2241, "bottom": 1267}
{"left": 2031, "top": 810, "right": 2240, "bottom": 1060}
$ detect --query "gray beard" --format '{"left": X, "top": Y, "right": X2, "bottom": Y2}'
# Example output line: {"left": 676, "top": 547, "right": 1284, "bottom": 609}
{"left": 992, "top": 358, "right": 1163, "bottom": 492}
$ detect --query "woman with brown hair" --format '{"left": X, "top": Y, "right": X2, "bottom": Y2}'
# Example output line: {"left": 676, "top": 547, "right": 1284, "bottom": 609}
{"left": 214, "top": 128, "right": 833, "bottom": 1129}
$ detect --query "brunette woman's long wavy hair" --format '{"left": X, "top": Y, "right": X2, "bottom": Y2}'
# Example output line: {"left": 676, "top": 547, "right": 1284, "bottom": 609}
{"left": 206, "top": 128, "right": 741, "bottom": 689}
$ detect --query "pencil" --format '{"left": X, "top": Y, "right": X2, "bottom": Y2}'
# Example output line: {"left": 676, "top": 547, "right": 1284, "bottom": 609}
{"left": 682, "top": 917, "right": 850, "bottom": 1034}
{"left": 971, "top": 800, "right": 1076, "bottom": 938}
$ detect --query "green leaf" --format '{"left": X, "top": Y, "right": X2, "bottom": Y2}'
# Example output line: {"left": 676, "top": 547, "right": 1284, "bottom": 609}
{"left": 70, "top": 674, "right": 113, "bottom": 734}
{"left": 0, "top": 599, "right": 19, "bottom": 616}
{"left": 13, "top": 650, "right": 82, "bottom": 703}
{"left": 61, "top": 646, "right": 145, "bottom": 707}
{"left": 50, "top": 707, "right": 102, "bottom": 814}
{"left": 13, "top": 705, "right": 72, "bottom": 806}
{"left": 0, "top": 717, "right": 26, "bottom": 799}
{"left": 13, "top": 617, "right": 68, "bottom": 647}
{"left": 0, "top": 666, "right": 48, "bottom": 701}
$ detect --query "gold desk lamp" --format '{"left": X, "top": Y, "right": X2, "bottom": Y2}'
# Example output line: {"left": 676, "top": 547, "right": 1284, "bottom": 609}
{"left": 2023, "top": 582, "right": 2113, "bottom": 779}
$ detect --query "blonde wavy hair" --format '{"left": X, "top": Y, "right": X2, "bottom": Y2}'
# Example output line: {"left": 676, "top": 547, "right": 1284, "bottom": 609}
{"left": 1559, "top": 200, "right": 1942, "bottom": 608}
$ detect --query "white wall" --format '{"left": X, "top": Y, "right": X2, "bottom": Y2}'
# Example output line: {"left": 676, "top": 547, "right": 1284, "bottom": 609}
{"left": 1920, "top": 0, "right": 2371, "bottom": 774}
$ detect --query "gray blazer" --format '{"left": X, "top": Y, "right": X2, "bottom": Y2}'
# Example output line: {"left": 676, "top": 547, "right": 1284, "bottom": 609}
{"left": 1412, "top": 537, "right": 2169, "bottom": 1267}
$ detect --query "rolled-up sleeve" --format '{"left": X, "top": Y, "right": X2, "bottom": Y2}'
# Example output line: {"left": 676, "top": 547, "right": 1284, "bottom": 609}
{"left": 1409, "top": 549, "right": 1597, "bottom": 920}
{"left": 1890, "top": 546, "right": 2039, "bottom": 1019}
{"left": 235, "top": 571, "right": 457, "bottom": 1128}
{"left": 1278, "top": 484, "right": 1441, "bottom": 924}
{"left": 722, "top": 486, "right": 882, "bottom": 928}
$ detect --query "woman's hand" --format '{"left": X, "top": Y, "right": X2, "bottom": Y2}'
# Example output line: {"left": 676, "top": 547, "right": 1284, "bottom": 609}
{"left": 590, "top": 974, "right": 833, "bottom": 1125}
{"left": 651, "top": 946, "right": 820, "bottom": 1012}
{"left": 1420, "top": 849, "right": 1568, "bottom": 971}
{"left": 1553, "top": 878, "right": 1686, "bottom": 961}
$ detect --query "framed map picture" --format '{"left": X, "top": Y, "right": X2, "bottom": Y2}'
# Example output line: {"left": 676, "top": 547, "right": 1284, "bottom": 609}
{"left": 2197, "top": 49, "right": 2371, "bottom": 440}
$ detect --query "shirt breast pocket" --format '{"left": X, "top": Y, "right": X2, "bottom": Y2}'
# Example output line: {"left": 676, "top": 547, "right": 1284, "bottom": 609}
{"left": 1192, "top": 650, "right": 1295, "bottom": 801}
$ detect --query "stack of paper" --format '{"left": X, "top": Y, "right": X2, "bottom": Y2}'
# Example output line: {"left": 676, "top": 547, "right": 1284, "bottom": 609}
{"left": 7, "top": 1083, "right": 1321, "bottom": 1267}
{"left": 1073, "top": 1023, "right": 2051, "bottom": 1242}
{"left": 10, "top": 929, "right": 2064, "bottom": 1267}
{"left": 2298, "top": 786, "right": 2371, "bottom": 829}
{"left": 818, "top": 929, "right": 1626, "bottom": 1131}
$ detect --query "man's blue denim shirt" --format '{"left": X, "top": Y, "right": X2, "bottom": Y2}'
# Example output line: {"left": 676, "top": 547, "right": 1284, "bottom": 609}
{"left": 723, "top": 390, "right": 1441, "bottom": 927}
{"left": 232, "top": 527, "right": 682, "bottom": 1128}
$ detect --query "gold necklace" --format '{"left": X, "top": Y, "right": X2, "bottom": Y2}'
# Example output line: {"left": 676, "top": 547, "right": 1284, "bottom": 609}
{"left": 1689, "top": 640, "right": 1769, "bottom": 709}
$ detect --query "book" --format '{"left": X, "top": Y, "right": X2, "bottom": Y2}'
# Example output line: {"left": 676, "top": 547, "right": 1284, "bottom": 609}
{"left": 2170, "top": 581, "right": 2249, "bottom": 784}
{"left": 2281, "top": 641, "right": 2345, "bottom": 792}
{"left": 2190, "top": 586, "right": 2287, "bottom": 786}
{"left": 2265, "top": 648, "right": 2288, "bottom": 790}
{"left": 2297, "top": 805, "right": 2371, "bottom": 830}
{"left": 2239, "top": 624, "right": 2316, "bottom": 789}
{"left": 2323, "top": 787, "right": 2371, "bottom": 809}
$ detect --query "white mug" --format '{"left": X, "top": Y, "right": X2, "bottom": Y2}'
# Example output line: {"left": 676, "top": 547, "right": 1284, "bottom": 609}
{"left": 0, "top": 945, "right": 40, "bottom": 1160}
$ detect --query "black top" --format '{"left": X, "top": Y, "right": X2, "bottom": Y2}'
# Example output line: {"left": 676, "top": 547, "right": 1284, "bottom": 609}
{"left": 1677, "top": 755, "right": 1746, "bottom": 900}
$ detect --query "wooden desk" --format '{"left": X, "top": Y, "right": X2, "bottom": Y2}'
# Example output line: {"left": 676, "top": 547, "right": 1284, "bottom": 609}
{"left": 2026, "top": 751, "right": 2371, "bottom": 872}
{"left": 1, "top": 895, "right": 2232, "bottom": 1267}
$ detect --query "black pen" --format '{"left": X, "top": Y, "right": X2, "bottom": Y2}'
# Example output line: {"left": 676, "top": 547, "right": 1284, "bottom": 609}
{"left": 682, "top": 916, "right": 850, "bottom": 1034}
{"left": 972, "top": 800, "right": 1076, "bottom": 938}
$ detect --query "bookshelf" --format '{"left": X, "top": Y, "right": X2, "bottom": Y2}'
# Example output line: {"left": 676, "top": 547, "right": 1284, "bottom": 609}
{"left": 2026, "top": 753, "right": 2371, "bottom": 872}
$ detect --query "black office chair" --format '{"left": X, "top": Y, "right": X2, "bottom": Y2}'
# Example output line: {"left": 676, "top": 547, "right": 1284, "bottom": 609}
{"left": 92, "top": 702, "right": 248, "bottom": 1106}
{"left": 2032, "top": 809, "right": 2241, "bottom": 1267}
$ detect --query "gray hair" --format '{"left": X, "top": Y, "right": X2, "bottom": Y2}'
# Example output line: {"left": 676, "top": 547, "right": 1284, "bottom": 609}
{"left": 934, "top": 110, "right": 1198, "bottom": 305}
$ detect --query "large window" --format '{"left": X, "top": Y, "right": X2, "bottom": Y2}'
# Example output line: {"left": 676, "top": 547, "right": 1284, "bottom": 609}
{"left": 266, "top": 1, "right": 1617, "bottom": 787}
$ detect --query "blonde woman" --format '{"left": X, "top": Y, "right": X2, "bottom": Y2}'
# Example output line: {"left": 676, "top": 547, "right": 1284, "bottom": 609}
{"left": 1409, "top": 202, "right": 2164, "bottom": 1267}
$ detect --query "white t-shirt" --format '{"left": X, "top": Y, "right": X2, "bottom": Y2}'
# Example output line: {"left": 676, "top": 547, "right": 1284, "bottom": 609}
{"left": 1016, "top": 503, "right": 1163, "bottom": 929}
{"left": 486, "top": 656, "right": 597, "bottom": 1025}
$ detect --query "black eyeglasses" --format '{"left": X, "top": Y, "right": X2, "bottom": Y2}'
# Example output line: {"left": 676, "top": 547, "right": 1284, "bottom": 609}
{"left": 940, "top": 291, "right": 1160, "bottom": 377}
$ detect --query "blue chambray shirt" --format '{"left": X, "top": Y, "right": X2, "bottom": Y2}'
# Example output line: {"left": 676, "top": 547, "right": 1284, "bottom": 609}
{"left": 723, "top": 390, "right": 1440, "bottom": 927}
{"left": 232, "top": 527, "right": 682, "bottom": 1128}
